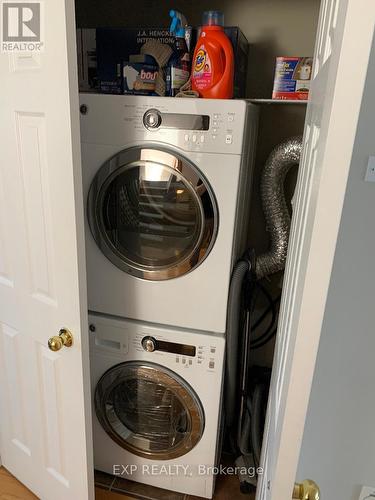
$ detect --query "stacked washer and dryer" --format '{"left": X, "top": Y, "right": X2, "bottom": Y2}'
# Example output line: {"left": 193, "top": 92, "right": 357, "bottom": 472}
{"left": 80, "top": 94, "right": 258, "bottom": 498}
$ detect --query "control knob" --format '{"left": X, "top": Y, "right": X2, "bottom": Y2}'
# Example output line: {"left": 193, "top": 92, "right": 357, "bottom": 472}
{"left": 141, "top": 336, "right": 157, "bottom": 352}
{"left": 143, "top": 109, "right": 162, "bottom": 130}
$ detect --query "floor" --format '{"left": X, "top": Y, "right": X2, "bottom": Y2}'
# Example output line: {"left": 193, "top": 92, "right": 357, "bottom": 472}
{"left": 0, "top": 466, "right": 254, "bottom": 500}
{"left": 94, "top": 468, "right": 253, "bottom": 500}
{"left": 0, "top": 466, "right": 39, "bottom": 500}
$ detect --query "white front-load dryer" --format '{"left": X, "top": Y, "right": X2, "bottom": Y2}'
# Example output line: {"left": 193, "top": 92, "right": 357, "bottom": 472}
{"left": 80, "top": 94, "right": 258, "bottom": 333}
{"left": 89, "top": 313, "right": 225, "bottom": 499}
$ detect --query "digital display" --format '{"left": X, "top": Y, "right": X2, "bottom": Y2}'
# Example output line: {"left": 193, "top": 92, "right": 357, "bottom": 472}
{"left": 161, "top": 113, "right": 210, "bottom": 131}
{"left": 157, "top": 340, "right": 196, "bottom": 357}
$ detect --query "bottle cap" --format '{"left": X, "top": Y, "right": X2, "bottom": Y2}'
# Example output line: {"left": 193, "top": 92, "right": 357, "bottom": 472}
{"left": 202, "top": 10, "right": 224, "bottom": 27}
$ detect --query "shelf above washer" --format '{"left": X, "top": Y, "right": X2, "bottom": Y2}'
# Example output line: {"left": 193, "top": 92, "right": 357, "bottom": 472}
{"left": 248, "top": 99, "right": 309, "bottom": 105}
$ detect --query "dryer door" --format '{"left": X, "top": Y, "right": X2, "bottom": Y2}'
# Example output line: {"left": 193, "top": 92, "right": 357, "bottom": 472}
{"left": 88, "top": 147, "right": 218, "bottom": 280}
{"left": 94, "top": 362, "right": 205, "bottom": 460}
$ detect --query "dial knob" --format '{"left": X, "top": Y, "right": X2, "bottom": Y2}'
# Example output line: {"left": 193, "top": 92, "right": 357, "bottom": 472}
{"left": 142, "top": 336, "right": 157, "bottom": 352}
{"left": 143, "top": 109, "right": 162, "bottom": 130}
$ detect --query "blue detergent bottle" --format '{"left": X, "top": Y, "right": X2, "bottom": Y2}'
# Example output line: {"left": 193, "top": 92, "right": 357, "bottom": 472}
{"left": 167, "top": 10, "right": 191, "bottom": 96}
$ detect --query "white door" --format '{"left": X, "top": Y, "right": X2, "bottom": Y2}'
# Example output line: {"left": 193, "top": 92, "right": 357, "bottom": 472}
{"left": 257, "top": 1, "right": 375, "bottom": 499}
{"left": 0, "top": 1, "right": 93, "bottom": 499}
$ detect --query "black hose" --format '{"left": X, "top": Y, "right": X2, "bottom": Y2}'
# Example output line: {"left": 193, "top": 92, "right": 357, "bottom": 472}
{"left": 252, "top": 329, "right": 277, "bottom": 349}
{"left": 249, "top": 284, "right": 280, "bottom": 349}
{"left": 250, "top": 383, "right": 268, "bottom": 467}
{"left": 251, "top": 292, "right": 281, "bottom": 332}
{"left": 225, "top": 259, "right": 250, "bottom": 429}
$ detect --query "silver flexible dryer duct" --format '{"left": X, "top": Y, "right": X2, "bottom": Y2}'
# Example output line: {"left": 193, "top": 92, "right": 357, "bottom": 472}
{"left": 226, "top": 137, "right": 302, "bottom": 430}
{"left": 255, "top": 136, "right": 302, "bottom": 280}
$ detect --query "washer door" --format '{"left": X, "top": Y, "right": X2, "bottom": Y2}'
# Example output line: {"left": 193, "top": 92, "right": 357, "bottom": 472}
{"left": 94, "top": 362, "right": 205, "bottom": 460}
{"left": 87, "top": 147, "right": 218, "bottom": 280}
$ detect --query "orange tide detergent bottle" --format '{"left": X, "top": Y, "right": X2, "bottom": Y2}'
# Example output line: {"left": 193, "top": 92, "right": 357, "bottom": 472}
{"left": 192, "top": 11, "right": 234, "bottom": 99}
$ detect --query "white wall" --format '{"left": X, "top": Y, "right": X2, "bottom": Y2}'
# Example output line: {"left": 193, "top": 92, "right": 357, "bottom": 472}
{"left": 296, "top": 33, "right": 375, "bottom": 500}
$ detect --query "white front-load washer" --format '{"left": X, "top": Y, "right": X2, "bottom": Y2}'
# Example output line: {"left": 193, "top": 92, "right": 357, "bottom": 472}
{"left": 80, "top": 94, "right": 258, "bottom": 333}
{"left": 89, "top": 312, "right": 225, "bottom": 499}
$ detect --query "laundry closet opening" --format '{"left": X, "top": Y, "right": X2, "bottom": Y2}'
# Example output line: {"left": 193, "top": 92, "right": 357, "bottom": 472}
{"left": 74, "top": 0, "right": 321, "bottom": 498}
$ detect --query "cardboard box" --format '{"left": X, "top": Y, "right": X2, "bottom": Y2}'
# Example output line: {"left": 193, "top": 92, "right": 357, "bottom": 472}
{"left": 272, "top": 56, "right": 313, "bottom": 100}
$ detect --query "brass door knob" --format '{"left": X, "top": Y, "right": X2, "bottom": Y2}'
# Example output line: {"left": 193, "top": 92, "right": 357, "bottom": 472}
{"left": 293, "top": 479, "right": 320, "bottom": 500}
{"left": 48, "top": 328, "right": 73, "bottom": 352}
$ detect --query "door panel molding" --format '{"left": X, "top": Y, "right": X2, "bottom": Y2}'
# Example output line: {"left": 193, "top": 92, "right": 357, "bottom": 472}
{"left": 0, "top": 0, "right": 94, "bottom": 498}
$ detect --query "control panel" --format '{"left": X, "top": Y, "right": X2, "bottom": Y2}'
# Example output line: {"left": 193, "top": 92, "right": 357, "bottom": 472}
{"left": 141, "top": 336, "right": 196, "bottom": 357}
{"left": 88, "top": 314, "right": 224, "bottom": 375}
{"left": 141, "top": 108, "right": 237, "bottom": 150}
{"left": 79, "top": 94, "right": 251, "bottom": 156}
{"left": 137, "top": 334, "right": 218, "bottom": 371}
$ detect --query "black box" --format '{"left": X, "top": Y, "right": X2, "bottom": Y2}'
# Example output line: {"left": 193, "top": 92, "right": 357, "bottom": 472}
{"left": 224, "top": 27, "right": 249, "bottom": 98}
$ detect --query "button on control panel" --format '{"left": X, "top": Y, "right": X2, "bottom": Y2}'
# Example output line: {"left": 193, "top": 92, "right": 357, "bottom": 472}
{"left": 172, "top": 343, "right": 218, "bottom": 371}
{"left": 181, "top": 111, "right": 237, "bottom": 147}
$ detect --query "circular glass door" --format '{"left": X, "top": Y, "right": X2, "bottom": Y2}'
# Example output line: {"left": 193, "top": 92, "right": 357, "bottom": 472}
{"left": 94, "top": 362, "right": 205, "bottom": 460}
{"left": 87, "top": 147, "right": 218, "bottom": 280}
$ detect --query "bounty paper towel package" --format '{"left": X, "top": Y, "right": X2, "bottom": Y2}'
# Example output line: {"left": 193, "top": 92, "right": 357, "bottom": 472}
{"left": 123, "top": 63, "right": 158, "bottom": 94}
{"left": 272, "top": 57, "right": 313, "bottom": 100}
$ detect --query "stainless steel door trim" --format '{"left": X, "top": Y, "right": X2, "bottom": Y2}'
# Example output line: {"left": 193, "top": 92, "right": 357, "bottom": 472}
{"left": 94, "top": 361, "right": 205, "bottom": 460}
{"left": 87, "top": 146, "right": 219, "bottom": 281}
{"left": 97, "top": 159, "right": 205, "bottom": 270}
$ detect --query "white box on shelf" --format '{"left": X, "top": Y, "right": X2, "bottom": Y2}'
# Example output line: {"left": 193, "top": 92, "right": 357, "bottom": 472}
{"left": 359, "top": 486, "right": 375, "bottom": 500}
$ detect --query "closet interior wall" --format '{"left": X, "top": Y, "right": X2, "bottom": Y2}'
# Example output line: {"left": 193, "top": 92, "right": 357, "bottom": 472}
{"left": 75, "top": 0, "right": 321, "bottom": 366}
